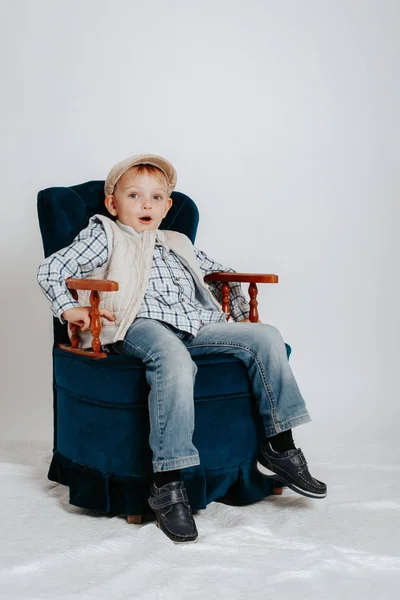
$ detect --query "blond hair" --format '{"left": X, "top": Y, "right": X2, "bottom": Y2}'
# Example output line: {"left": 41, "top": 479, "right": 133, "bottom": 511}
{"left": 116, "top": 164, "right": 169, "bottom": 193}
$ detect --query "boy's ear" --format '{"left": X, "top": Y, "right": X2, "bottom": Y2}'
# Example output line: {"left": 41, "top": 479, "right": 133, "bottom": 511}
{"left": 104, "top": 195, "right": 118, "bottom": 216}
{"left": 164, "top": 196, "right": 173, "bottom": 217}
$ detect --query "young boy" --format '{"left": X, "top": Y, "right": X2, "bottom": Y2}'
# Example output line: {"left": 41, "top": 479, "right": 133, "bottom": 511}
{"left": 37, "top": 153, "right": 327, "bottom": 544}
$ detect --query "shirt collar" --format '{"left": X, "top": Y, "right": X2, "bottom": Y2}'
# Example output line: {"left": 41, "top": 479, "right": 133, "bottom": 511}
{"left": 116, "top": 220, "right": 167, "bottom": 246}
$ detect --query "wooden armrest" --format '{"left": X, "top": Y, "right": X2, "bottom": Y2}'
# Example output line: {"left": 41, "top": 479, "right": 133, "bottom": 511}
{"left": 204, "top": 273, "right": 278, "bottom": 284}
{"left": 204, "top": 273, "right": 279, "bottom": 322}
{"left": 66, "top": 278, "right": 119, "bottom": 292}
{"left": 59, "top": 278, "right": 119, "bottom": 359}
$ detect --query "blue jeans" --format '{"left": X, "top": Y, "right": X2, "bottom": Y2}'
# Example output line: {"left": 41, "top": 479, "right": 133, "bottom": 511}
{"left": 113, "top": 318, "right": 311, "bottom": 473}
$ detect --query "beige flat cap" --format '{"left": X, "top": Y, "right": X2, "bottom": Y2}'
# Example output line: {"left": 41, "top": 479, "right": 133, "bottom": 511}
{"left": 104, "top": 153, "right": 177, "bottom": 197}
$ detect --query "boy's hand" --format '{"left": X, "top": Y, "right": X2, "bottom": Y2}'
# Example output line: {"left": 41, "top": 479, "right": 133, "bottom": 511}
{"left": 62, "top": 307, "right": 115, "bottom": 332}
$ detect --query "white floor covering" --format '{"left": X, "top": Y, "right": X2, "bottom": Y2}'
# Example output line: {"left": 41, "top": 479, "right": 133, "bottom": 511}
{"left": 0, "top": 441, "right": 399, "bottom": 600}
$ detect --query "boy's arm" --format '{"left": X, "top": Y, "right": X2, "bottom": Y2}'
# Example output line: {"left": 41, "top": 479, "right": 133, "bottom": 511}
{"left": 37, "top": 218, "right": 109, "bottom": 323}
{"left": 193, "top": 246, "right": 250, "bottom": 321}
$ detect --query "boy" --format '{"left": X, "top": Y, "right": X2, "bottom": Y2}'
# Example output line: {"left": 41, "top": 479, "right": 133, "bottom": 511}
{"left": 37, "top": 154, "right": 327, "bottom": 544}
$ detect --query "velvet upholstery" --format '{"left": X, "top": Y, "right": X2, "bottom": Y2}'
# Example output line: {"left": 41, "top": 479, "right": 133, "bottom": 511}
{"left": 38, "top": 181, "right": 285, "bottom": 516}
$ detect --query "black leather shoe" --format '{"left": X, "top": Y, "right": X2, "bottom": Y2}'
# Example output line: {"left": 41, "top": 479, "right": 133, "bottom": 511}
{"left": 257, "top": 441, "right": 327, "bottom": 499}
{"left": 148, "top": 481, "right": 198, "bottom": 544}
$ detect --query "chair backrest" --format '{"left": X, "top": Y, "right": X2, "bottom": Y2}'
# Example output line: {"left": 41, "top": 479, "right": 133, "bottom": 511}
{"left": 37, "top": 180, "right": 200, "bottom": 344}
{"left": 37, "top": 181, "right": 199, "bottom": 258}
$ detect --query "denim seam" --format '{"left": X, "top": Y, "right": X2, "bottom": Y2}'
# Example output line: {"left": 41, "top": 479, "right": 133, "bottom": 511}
{"left": 186, "top": 341, "right": 279, "bottom": 429}
{"left": 154, "top": 351, "right": 164, "bottom": 458}
{"left": 275, "top": 413, "right": 311, "bottom": 428}
{"left": 153, "top": 454, "right": 200, "bottom": 471}
{"left": 263, "top": 413, "right": 311, "bottom": 437}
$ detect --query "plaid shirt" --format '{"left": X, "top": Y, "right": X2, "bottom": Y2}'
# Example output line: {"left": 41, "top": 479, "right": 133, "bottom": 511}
{"left": 37, "top": 217, "right": 250, "bottom": 336}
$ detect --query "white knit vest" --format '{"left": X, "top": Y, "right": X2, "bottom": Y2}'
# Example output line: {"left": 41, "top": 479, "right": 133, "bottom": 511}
{"left": 74, "top": 215, "right": 222, "bottom": 348}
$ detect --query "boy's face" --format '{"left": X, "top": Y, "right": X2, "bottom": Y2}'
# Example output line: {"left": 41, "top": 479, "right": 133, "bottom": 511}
{"left": 104, "top": 168, "right": 172, "bottom": 233}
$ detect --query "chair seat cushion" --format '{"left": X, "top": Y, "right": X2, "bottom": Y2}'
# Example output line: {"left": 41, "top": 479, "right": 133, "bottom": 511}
{"left": 54, "top": 347, "right": 252, "bottom": 407}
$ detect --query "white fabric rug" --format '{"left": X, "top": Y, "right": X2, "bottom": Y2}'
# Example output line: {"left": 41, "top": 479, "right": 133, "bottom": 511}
{"left": 0, "top": 441, "right": 398, "bottom": 600}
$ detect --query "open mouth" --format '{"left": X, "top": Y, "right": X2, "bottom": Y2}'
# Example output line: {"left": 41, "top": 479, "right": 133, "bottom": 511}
{"left": 139, "top": 216, "right": 152, "bottom": 224}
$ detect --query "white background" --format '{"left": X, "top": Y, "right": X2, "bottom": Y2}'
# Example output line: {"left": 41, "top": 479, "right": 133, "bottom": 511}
{"left": 0, "top": 0, "right": 398, "bottom": 445}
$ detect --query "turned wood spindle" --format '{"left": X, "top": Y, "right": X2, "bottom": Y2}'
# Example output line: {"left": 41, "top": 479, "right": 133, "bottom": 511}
{"left": 69, "top": 289, "right": 80, "bottom": 348}
{"left": 89, "top": 290, "right": 102, "bottom": 354}
{"left": 221, "top": 282, "right": 231, "bottom": 320}
{"left": 248, "top": 282, "right": 259, "bottom": 323}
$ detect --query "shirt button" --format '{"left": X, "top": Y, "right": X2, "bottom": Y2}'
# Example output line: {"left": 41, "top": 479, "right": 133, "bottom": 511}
{"left": 175, "top": 276, "right": 180, "bottom": 281}
{"left": 181, "top": 297, "right": 185, "bottom": 302}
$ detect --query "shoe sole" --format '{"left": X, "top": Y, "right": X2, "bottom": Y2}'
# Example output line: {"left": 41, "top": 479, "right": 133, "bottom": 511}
{"left": 156, "top": 521, "right": 199, "bottom": 544}
{"left": 256, "top": 461, "right": 327, "bottom": 499}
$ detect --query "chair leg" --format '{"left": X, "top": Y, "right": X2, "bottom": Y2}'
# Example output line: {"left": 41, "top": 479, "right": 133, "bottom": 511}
{"left": 126, "top": 515, "right": 143, "bottom": 524}
{"left": 273, "top": 487, "right": 283, "bottom": 495}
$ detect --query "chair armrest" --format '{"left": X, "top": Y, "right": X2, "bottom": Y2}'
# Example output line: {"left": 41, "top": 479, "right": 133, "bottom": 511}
{"left": 204, "top": 273, "right": 278, "bottom": 284}
{"left": 204, "top": 273, "right": 279, "bottom": 322}
{"left": 66, "top": 278, "right": 119, "bottom": 292}
{"left": 59, "top": 278, "right": 119, "bottom": 359}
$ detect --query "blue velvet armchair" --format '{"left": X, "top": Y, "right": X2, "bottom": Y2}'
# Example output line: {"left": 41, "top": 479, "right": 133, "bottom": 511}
{"left": 37, "top": 181, "right": 285, "bottom": 523}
